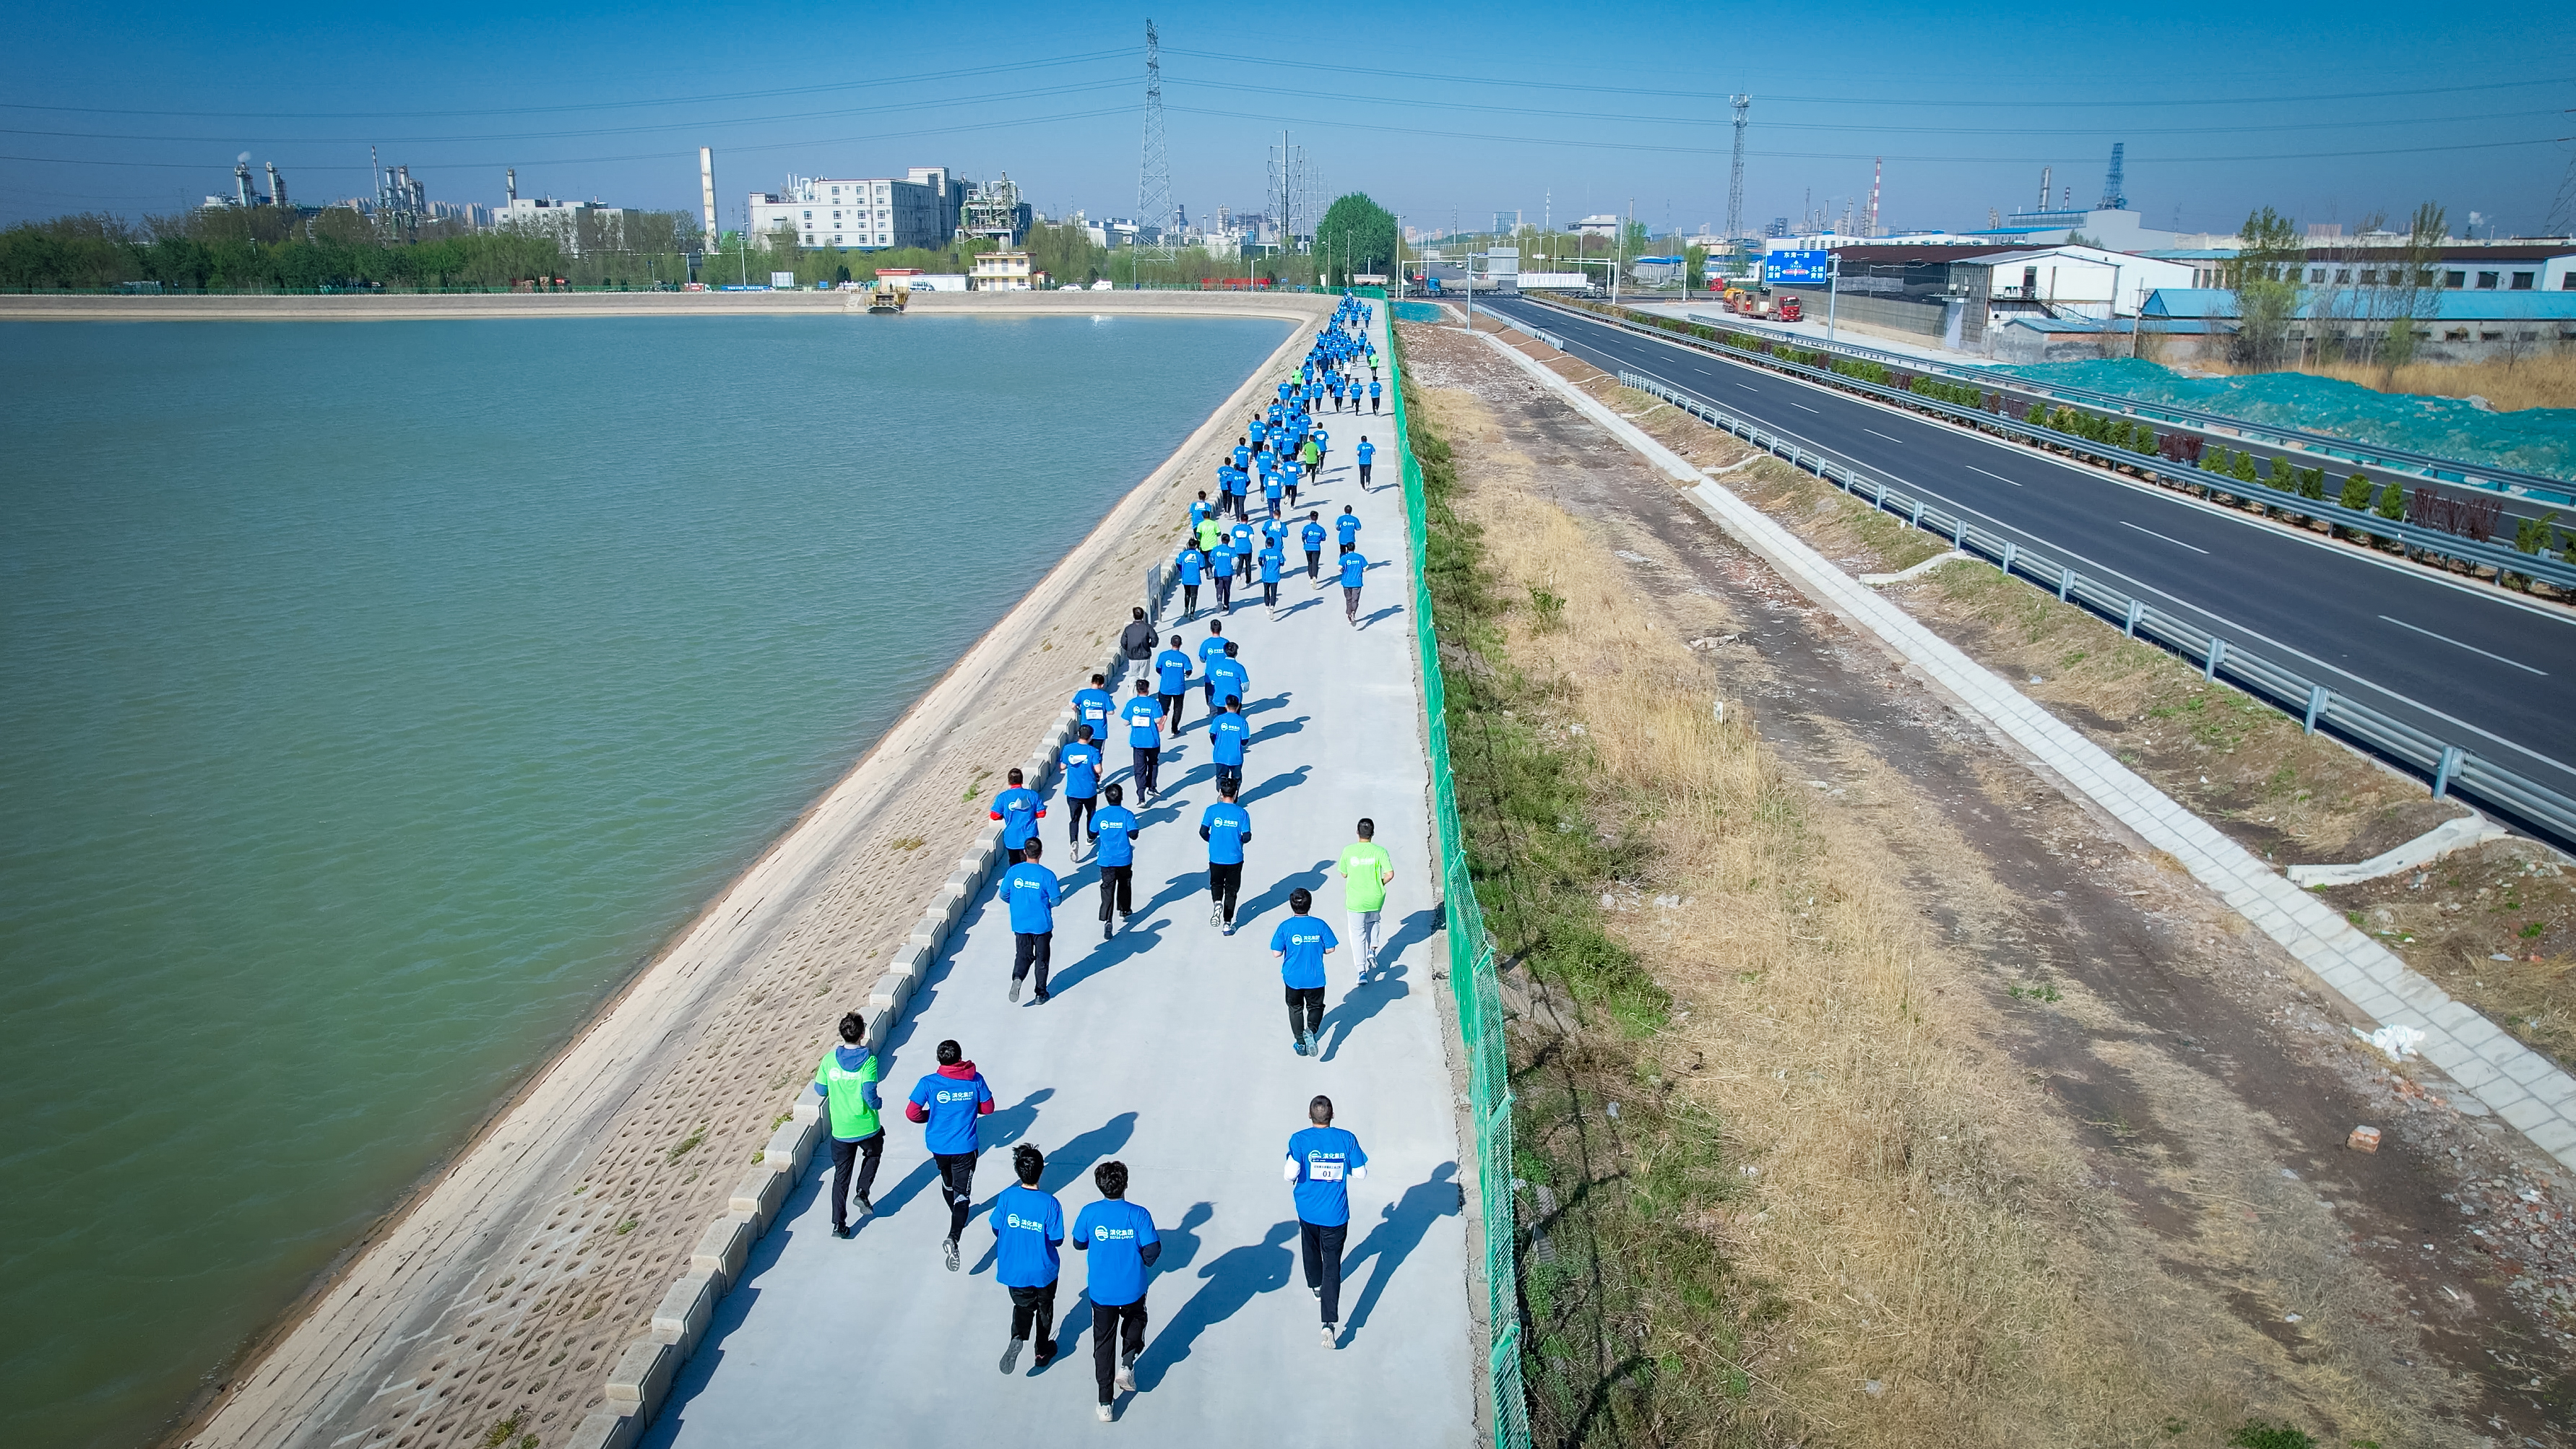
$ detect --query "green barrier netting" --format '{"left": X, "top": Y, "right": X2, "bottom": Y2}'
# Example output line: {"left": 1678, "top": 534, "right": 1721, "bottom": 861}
{"left": 1363, "top": 290, "right": 1533, "bottom": 1449}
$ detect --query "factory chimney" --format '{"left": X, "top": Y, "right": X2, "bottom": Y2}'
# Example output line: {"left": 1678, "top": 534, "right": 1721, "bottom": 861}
{"left": 1866, "top": 157, "right": 1882, "bottom": 238}
{"left": 235, "top": 156, "right": 256, "bottom": 209}
{"left": 506, "top": 168, "right": 517, "bottom": 204}
{"left": 699, "top": 147, "right": 718, "bottom": 254}
{"left": 2037, "top": 165, "right": 2050, "bottom": 211}
{"left": 266, "top": 162, "right": 286, "bottom": 209}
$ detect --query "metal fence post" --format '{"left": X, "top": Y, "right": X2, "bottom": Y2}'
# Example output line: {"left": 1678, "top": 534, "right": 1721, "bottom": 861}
{"left": 1999, "top": 540, "right": 2018, "bottom": 576}
{"left": 1910, "top": 498, "right": 1924, "bottom": 527}
{"left": 2123, "top": 599, "right": 2145, "bottom": 638}
{"left": 1951, "top": 516, "right": 1967, "bottom": 548}
{"left": 2303, "top": 683, "right": 2330, "bottom": 735}
{"left": 2433, "top": 745, "right": 2464, "bottom": 800}
{"left": 2057, "top": 564, "right": 2074, "bottom": 600}
{"left": 2203, "top": 635, "right": 2226, "bottom": 680}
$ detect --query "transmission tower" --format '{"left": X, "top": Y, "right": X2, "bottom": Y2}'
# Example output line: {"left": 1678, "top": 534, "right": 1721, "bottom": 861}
{"left": 1138, "top": 20, "right": 1172, "bottom": 242}
{"left": 1726, "top": 95, "right": 1749, "bottom": 243}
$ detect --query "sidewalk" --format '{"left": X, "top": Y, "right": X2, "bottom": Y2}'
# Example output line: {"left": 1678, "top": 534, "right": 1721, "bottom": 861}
{"left": 644, "top": 305, "right": 1476, "bottom": 1445}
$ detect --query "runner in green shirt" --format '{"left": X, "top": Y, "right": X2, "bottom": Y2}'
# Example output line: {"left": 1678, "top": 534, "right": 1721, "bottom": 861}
{"left": 813, "top": 1011, "right": 886, "bottom": 1237}
{"left": 1195, "top": 514, "right": 1225, "bottom": 563}
{"left": 1336, "top": 818, "right": 1395, "bottom": 976}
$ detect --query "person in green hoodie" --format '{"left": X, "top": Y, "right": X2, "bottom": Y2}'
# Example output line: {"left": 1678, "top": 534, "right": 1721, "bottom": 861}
{"left": 813, "top": 1011, "right": 885, "bottom": 1238}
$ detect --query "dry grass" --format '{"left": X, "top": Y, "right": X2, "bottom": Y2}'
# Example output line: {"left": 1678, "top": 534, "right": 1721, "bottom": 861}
{"left": 2197, "top": 350, "right": 2576, "bottom": 412}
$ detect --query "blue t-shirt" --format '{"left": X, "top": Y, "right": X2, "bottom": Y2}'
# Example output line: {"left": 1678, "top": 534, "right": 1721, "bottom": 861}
{"left": 1072, "top": 688, "right": 1115, "bottom": 738}
{"left": 909, "top": 1069, "right": 993, "bottom": 1156}
{"left": 1123, "top": 694, "right": 1163, "bottom": 748}
{"left": 1210, "top": 543, "right": 1237, "bottom": 578}
{"left": 1264, "top": 474, "right": 1284, "bottom": 499}
{"left": 992, "top": 786, "right": 1042, "bottom": 848}
{"left": 1198, "top": 636, "right": 1230, "bottom": 671}
{"left": 1336, "top": 513, "right": 1362, "bottom": 545}
{"left": 1155, "top": 649, "right": 1192, "bottom": 695}
{"left": 1175, "top": 548, "right": 1203, "bottom": 586}
{"left": 1206, "top": 657, "right": 1248, "bottom": 706}
{"left": 1061, "top": 740, "right": 1102, "bottom": 799}
{"left": 991, "top": 1183, "right": 1064, "bottom": 1289}
{"left": 1258, "top": 546, "right": 1284, "bottom": 584}
{"left": 1339, "top": 552, "right": 1368, "bottom": 589}
{"left": 1074, "top": 1199, "right": 1159, "bottom": 1307}
{"left": 1230, "top": 523, "right": 1255, "bottom": 554}
{"left": 1287, "top": 1126, "right": 1367, "bottom": 1227}
{"left": 1089, "top": 804, "right": 1139, "bottom": 867}
{"left": 1369, "top": 380, "right": 1381, "bottom": 397}
{"left": 1269, "top": 914, "right": 1339, "bottom": 989}
{"left": 1301, "top": 521, "right": 1327, "bottom": 550}
{"left": 1001, "top": 860, "right": 1058, "bottom": 934}
{"left": 1190, "top": 498, "right": 1213, "bottom": 526}
{"left": 1263, "top": 516, "right": 1287, "bottom": 545}
{"left": 1201, "top": 801, "right": 1250, "bottom": 865}
{"left": 1232, "top": 445, "right": 1250, "bottom": 471}
{"left": 1357, "top": 438, "right": 1375, "bottom": 464}
{"left": 1208, "top": 711, "right": 1248, "bottom": 766}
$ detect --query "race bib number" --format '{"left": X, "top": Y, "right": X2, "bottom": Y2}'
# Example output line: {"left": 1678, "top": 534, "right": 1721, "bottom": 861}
{"left": 1309, "top": 1158, "right": 1345, "bottom": 1183}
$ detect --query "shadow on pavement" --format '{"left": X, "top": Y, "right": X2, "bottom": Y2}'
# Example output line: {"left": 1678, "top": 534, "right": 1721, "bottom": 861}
{"left": 641, "top": 1163, "right": 831, "bottom": 1446}
{"left": 1340, "top": 1164, "right": 1461, "bottom": 1335}
{"left": 1045, "top": 917, "right": 1169, "bottom": 998}
{"left": 1237, "top": 858, "right": 1332, "bottom": 926}
{"left": 1136, "top": 1219, "right": 1298, "bottom": 1390}
{"left": 1246, "top": 714, "right": 1311, "bottom": 747}
{"left": 1319, "top": 961, "right": 1409, "bottom": 1062}
{"left": 1357, "top": 605, "right": 1405, "bottom": 631}
{"left": 1239, "top": 764, "right": 1313, "bottom": 808}
{"left": 1374, "top": 906, "right": 1444, "bottom": 979}
{"left": 1043, "top": 1112, "right": 1139, "bottom": 1193}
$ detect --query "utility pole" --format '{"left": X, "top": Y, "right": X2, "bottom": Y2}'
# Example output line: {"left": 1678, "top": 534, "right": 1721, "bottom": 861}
{"left": 1726, "top": 94, "right": 1749, "bottom": 269}
{"left": 1138, "top": 20, "right": 1172, "bottom": 243}
{"left": 1825, "top": 249, "right": 1838, "bottom": 343}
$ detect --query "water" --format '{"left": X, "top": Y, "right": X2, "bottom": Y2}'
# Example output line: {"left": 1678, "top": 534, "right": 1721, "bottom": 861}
{"left": 0, "top": 313, "right": 1288, "bottom": 1449}
{"left": 1994, "top": 357, "right": 2576, "bottom": 483}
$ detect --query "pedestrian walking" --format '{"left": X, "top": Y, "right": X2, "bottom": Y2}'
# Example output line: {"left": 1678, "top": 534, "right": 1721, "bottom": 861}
{"left": 907, "top": 1039, "right": 996, "bottom": 1271}
{"left": 1301, "top": 511, "right": 1327, "bottom": 585}
{"left": 1061, "top": 726, "right": 1102, "bottom": 851}
{"left": 1356, "top": 436, "right": 1375, "bottom": 491}
{"left": 1287, "top": 1097, "right": 1368, "bottom": 1348}
{"left": 1336, "top": 505, "right": 1362, "bottom": 556}
{"left": 1174, "top": 543, "right": 1203, "bottom": 618}
{"left": 1270, "top": 888, "right": 1341, "bottom": 1058}
{"left": 1121, "top": 679, "right": 1164, "bottom": 803}
{"left": 1154, "top": 636, "right": 1192, "bottom": 735}
{"left": 990, "top": 768, "right": 1045, "bottom": 864}
{"left": 1001, "top": 837, "right": 1060, "bottom": 1004}
{"left": 1206, "top": 696, "right": 1248, "bottom": 796}
{"left": 1336, "top": 818, "right": 1396, "bottom": 976}
{"left": 1339, "top": 547, "right": 1369, "bottom": 627}
{"left": 992, "top": 1143, "right": 1065, "bottom": 1374}
{"left": 1199, "top": 780, "right": 1251, "bottom": 935}
{"left": 1089, "top": 782, "right": 1138, "bottom": 939}
{"left": 813, "top": 1011, "right": 884, "bottom": 1238}
{"left": 1073, "top": 1160, "right": 1160, "bottom": 1422}
{"left": 1118, "top": 606, "right": 1156, "bottom": 665}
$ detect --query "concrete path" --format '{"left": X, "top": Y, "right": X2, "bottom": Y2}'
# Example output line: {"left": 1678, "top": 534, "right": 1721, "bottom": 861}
{"left": 645, "top": 303, "right": 1475, "bottom": 1445}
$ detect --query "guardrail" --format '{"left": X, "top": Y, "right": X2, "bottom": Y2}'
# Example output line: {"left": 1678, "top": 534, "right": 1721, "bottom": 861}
{"left": 1617, "top": 368, "right": 2576, "bottom": 849}
{"left": 1541, "top": 303, "right": 2576, "bottom": 592}
{"left": 1531, "top": 293, "right": 2576, "bottom": 506}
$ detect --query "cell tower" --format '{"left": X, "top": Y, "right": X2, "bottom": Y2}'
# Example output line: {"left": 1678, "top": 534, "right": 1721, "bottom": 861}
{"left": 2098, "top": 142, "right": 2127, "bottom": 211}
{"left": 1725, "top": 94, "right": 1749, "bottom": 243}
{"left": 1138, "top": 20, "right": 1173, "bottom": 243}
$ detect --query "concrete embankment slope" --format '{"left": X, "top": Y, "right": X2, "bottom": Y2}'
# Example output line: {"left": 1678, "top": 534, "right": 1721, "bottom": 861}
{"left": 0, "top": 290, "right": 1317, "bottom": 323}
{"left": 173, "top": 292, "right": 1328, "bottom": 1449}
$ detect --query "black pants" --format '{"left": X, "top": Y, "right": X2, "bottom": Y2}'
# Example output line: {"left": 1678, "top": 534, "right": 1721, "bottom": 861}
{"left": 1006, "top": 843, "right": 1029, "bottom": 865}
{"left": 1338, "top": 540, "right": 1353, "bottom": 556}
{"left": 1182, "top": 584, "right": 1198, "bottom": 613}
{"left": 1235, "top": 553, "right": 1253, "bottom": 581}
{"left": 1092, "top": 1297, "right": 1149, "bottom": 1404}
{"left": 1286, "top": 483, "right": 1300, "bottom": 506}
{"left": 1359, "top": 462, "right": 1372, "bottom": 488}
{"left": 1262, "top": 581, "right": 1279, "bottom": 607}
{"left": 1215, "top": 762, "right": 1242, "bottom": 795}
{"left": 828, "top": 1130, "right": 884, "bottom": 1229}
{"left": 1213, "top": 575, "right": 1232, "bottom": 610}
{"left": 1012, "top": 932, "right": 1053, "bottom": 999}
{"left": 1208, "top": 862, "right": 1242, "bottom": 924}
{"left": 1372, "top": 395, "right": 1380, "bottom": 412}
{"left": 1131, "top": 746, "right": 1159, "bottom": 795}
{"left": 1300, "top": 1220, "right": 1348, "bottom": 1325}
{"left": 1010, "top": 1281, "right": 1059, "bottom": 1346}
{"left": 1065, "top": 795, "right": 1095, "bottom": 843}
{"left": 1159, "top": 691, "right": 1183, "bottom": 733}
{"left": 935, "top": 1151, "right": 977, "bottom": 1242}
{"left": 1287, "top": 984, "right": 1325, "bottom": 1042}
{"left": 1097, "top": 864, "right": 1132, "bottom": 919}
{"left": 1344, "top": 585, "right": 1362, "bottom": 620}
{"left": 1268, "top": 496, "right": 1281, "bottom": 518}
{"left": 1305, "top": 549, "right": 1321, "bottom": 579}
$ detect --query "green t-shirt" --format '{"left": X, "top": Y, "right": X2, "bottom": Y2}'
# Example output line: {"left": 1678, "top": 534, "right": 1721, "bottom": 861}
{"left": 1196, "top": 518, "right": 1225, "bottom": 551}
{"left": 1336, "top": 841, "right": 1393, "bottom": 912}
{"left": 814, "top": 1047, "right": 883, "bottom": 1141}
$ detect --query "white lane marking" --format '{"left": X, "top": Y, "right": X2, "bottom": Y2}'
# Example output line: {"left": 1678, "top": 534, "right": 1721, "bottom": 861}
{"left": 2119, "top": 520, "right": 2210, "bottom": 554}
{"left": 1788, "top": 401, "right": 1820, "bottom": 412}
{"left": 1864, "top": 428, "right": 1903, "bottom": 442}
{"left": 1736, "top": 384, "right": 1760, "bottom": 392}
{"left": 1968, "top": 466, "right": 2021, "bottom": 487}
{"left": 2377, "top": 615, "right": 2549, "bottom": 675}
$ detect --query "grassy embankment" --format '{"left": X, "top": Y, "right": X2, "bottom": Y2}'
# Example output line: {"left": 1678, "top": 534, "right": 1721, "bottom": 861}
{"left": 1406, "top": 368, "right": 2234, "bottom": 1447}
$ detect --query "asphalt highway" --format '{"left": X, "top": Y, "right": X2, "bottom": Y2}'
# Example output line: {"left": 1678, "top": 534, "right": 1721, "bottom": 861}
{"left": 1475, "top": 294, "right": 2576, "bottom": 815}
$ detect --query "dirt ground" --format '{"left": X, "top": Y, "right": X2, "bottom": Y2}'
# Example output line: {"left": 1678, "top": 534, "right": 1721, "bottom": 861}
{"left": 1403, "top": 319, "right": 2575, "bottom": 1447}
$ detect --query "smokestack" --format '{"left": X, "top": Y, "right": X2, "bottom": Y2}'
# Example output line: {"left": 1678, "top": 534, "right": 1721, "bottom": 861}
{"left": 506, "top": 168, "right": 517, "bottom": 204}
{"left": 266, "top": 162, "right": 286, "bottom": 209}
{"left": 1866, "top": 157, "right": 1882, "bottom": 239}
{"left": 2038, "top": 165, "right": 2051, "bottom": 211}
{"left": 236, "top": 157, "right": 254, "bottom": 209}
{"left": 699, "top": 148, "right": 718, "bottom": 254}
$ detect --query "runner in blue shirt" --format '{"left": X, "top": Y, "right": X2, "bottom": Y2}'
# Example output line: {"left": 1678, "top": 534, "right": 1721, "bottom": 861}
{"left": 989, "top": 768, "right": 1045, "bottom": 864}
{"left": 1173, "top": 543, "right": 1204, "bottom": 618}
{"left": 1072, "top": 673, "right": 1116, "bottom": 743}
{"left": 990, "top": 1142, "right": 1065, "bottom": 1375}
{"left": 1269, "top": 888, "right": 1341, "bottom": 1057}
{"left": 1229, "top": 519, "right": 1257, "bottom": 583}
{"left": 1283, "top": 456, "right": 1302, "bottom": 509}
{"left": 1261, "top": 513, "right": 1289, "bottom": 552}
{"left": 1199, "top": 781, "right": 1251, "bottom": 935}
{"left": 1206, "top": 696, "right": 1250, "bottom": 795}
{"left": 1209, "top": 540, "right": 1237, "bottom": 613}
{"left": 1311, "top": 425, "right": 1329, "bottom": 475}
{"left": 1300, "top": 511, "right": 1328, "bottom": 585}
{"left": 1154, "top": 635, "right": 1193, "bottom": 735}
{"left": 1073, "top": 1162, "right": 1161, "bottom": 1420}
{"left": 1206, "top": 643, "right": 1248, "bottom": 714}
{"left": 1327, "top": 373, "right": 1344, "bottom": 410}
{"left": 1121, "top": 679, "right": 1164, "bottom": 803}
{"left": 1060, "top": 724, "right": 1102, "bottom": 851}
{"left": 1190, "top": 491, "right": 1214, "bottom": 529}
{"left": 1262, "top": 467, "right": 1284, "bottom": 519}
{"left": 907, "top": 1039, "right": 996, "bottom": 1271}
{"left": 1357, "top": 436, "right": 1376, "bottom": 491}
{"left": 1257, "top": 541, "right": 1286, "bottom": 611}
{"left": 1286, "top": 1096, "right": 1368, "bottom": 1346}
{"left": 1232, "top": 439, "right": 1251, "bottom": 473}
{"left": 1336, "top": 506, "right": 1362, "bottom": 554}
{"left": 1087, "top": 782, "right": 1139, "bottom": 938}
{"left": 1368, "top": 377, "right": 1382, "bottom": 414}
{"left": 1000, "top": 837, "right": 1060, "bottom": 1005}
{"left": 1339, "top": 548, "right": 1370, "bottom": 628}
{"left": 1196, "top": 622, "right": 1230, "bottom": 708}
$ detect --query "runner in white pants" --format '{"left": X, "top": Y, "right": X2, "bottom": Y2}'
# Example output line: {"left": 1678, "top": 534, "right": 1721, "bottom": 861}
{"left": 1336, "top": 817, "right": 1394, "bottom": 974}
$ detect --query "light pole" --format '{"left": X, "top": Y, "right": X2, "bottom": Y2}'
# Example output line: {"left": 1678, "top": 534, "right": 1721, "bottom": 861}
{"left": 1825, "top": 248, "right": 1839, "bottom": 343}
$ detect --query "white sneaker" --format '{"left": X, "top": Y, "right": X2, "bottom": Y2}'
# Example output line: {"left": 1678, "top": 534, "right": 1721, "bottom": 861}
{"left": 1115, "top": 1362, "right": 1137, "bottom": 1393}
{"left": 1008, "top": 979, "right": 1021, "bottom": 1003}
{"left": 1096, "top": 1404, "right": 1115, "bottom": 1423}
{"left": 1321, "top": 1324, "right": 1338, "bottom": 1349}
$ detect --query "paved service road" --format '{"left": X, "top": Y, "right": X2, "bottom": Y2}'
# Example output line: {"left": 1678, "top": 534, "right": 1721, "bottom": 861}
{"left": 646, "top": 306, "right": 1474, "bottom": 1446}
{"left": 1479, "top": 295, "right": 2576, "bottom": 807}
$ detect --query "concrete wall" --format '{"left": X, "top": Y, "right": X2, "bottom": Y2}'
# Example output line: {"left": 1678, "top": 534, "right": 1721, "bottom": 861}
{"left": 1776, "top": 287, "right": 1945, "bottom": 339}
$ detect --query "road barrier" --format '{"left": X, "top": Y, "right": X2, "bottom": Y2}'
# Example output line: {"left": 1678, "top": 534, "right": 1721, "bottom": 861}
{"left": 1617, "top": 368, "right": 2576, "bottom": 852}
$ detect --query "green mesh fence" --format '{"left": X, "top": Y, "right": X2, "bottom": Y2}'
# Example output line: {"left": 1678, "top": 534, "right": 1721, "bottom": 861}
{"left": 1366, "top": 291, "right": 1534, "bottom": 1449}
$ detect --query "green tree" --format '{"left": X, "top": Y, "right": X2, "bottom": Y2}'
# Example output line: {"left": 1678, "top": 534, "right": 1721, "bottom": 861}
{"left": 1315, "top": 193, "right": 1398, "bottom": 287}
{"left": 2374, "top": 480, "right": 2408, "bottom": 521}
{"left": 2339, "top": 472, "right": 2373, "bottom": 510}
{"left": 2379, "top": 201, "right": 2446, "bottom": 376}
{"left": 2228, "top": 206, "right": 2303, "bottom": 370}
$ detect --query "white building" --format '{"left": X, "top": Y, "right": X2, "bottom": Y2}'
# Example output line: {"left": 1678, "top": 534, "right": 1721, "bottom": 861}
{"left": 1951, "top": 245, "right": 2198, "bottom": 322}
{"left": 1575, "top": 213, "right": 1620, "bottom": 239}
{"left": 496, "top": 198, "right": 626, "bottom": 256}
{"left": 748, "top": 168, "right": 955, "bottom": 251}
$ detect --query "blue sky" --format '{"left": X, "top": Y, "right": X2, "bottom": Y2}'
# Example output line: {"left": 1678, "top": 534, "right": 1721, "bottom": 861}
{"left": 5, "top": 0, "right": 2570, "bottom": 238}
